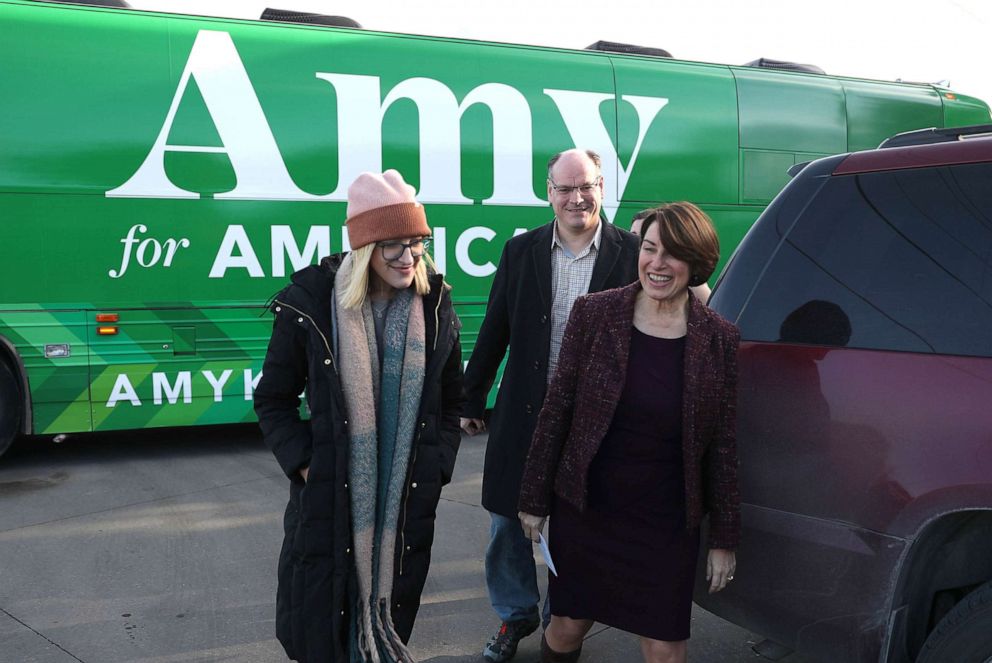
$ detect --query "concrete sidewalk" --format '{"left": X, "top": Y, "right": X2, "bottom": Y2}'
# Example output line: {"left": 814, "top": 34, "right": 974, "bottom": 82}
{"left": 0, "top": 425, "right": 809, "bottom": 663}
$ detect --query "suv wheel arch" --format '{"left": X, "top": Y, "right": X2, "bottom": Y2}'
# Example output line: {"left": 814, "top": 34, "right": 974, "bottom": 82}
{"left": 888, "top": 511, "right": 992, "bottom": 661}
{"left": 915, "top": 578, "right": 992, "bottom": 663}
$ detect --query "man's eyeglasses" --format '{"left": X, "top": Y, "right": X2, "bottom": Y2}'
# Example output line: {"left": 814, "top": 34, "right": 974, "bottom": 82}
{"left": 548, "top": 176, "right": 602, "bottom": 198}
{"left": 377, "top": 238, "right": 431, "bottom": 262}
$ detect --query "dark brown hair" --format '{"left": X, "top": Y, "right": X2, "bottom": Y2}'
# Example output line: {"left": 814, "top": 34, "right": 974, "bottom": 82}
{"left": 639, "top": 202, "right": 720, "bottom": 287}
{"left": 631, "top": 208, "right": 653, "bottom": 223}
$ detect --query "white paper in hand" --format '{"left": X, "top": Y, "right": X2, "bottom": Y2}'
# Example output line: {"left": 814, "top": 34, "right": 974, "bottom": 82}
{"left": 538, "top": 532, "right": 558, "bottom": 577}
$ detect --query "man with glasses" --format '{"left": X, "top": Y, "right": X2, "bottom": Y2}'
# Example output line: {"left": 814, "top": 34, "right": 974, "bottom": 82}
{"left": 461, "top": 148, "right": 639, "bottom": 662}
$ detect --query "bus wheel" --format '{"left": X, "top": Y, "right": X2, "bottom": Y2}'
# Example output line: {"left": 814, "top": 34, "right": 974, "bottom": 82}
{"left": 916, "top": 579, "right": 992, "bottom": 663}
{"left": 0, "top": 361, "right": 20, "bottom": 458}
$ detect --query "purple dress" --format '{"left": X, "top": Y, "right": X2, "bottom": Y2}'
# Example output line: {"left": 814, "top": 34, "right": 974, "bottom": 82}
{"left": 548, "top": 327, "right": 700, "bottom": 641}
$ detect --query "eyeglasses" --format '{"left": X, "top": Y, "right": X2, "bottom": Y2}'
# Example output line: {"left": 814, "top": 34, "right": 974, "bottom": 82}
{"left": 377, "top": 238, "right": 430, "bottom": 262}
{"left": 548, "top": 176, "right": 602, "bottom": 198}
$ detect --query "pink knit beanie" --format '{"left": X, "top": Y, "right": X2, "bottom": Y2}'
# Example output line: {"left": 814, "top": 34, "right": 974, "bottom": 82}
{"left": 345, "top": 170, "right": 431, "bottom": 249}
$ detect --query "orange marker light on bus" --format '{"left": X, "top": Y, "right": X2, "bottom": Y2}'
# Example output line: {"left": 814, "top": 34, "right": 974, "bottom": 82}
{"left": 95, "top": 313, "right": 119, "bottom": 323}
{"left": 96, "top": 326, "right": 118, "bottom": 335}
{"left": 944, "top": 92, "right": 957, "bottom": 100}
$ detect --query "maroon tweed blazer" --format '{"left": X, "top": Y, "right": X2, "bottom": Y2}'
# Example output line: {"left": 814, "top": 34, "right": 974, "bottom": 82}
{"left": 518, "top": 281, "right": 741, "bottom": 549}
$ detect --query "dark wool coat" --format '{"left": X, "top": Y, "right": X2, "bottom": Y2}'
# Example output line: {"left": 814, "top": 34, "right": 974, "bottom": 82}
{"left": 254, "top": 255, "right": 464, "bottom": 663}
{"left": 518, "top": 282, "right": 742, "bottom": 550}
{"left": 462, "top": 220, "right": 640, "bottom": 517}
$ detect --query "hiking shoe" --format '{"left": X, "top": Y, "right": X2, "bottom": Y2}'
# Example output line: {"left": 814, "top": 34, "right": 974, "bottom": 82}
{"left": 483, "top": 617, "right": 541, "bottom": 662}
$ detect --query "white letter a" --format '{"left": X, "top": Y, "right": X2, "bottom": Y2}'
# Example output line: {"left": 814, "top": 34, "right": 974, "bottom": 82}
{"left": 107, "top": 30, "right": 306, "bottom": 200}
{"left": 106, "top": 374, "right": 141, "bottom": 408}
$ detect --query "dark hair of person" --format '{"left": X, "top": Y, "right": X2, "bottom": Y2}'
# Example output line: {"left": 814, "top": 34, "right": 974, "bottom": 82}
{"left": 547, "top": 149, "right": 602, "bottom": 178}
{"left": 638, "top": 202, "right": 720, "bottom": 287}
{"left": 631, "top": 208, "right": 653, "bottom": 223}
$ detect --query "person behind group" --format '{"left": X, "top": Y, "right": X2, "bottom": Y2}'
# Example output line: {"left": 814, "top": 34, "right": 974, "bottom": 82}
{"left": 630, "top": 208, "right": 711, "bottom": 304}
{"left": 518, "top": 202, "right": 741, "bottom": 663}
{"left": 460, "top": 148, "right": 640, "bottom": 662}
{"left": 254, "top": 170, "right": 464, "bottom": 663}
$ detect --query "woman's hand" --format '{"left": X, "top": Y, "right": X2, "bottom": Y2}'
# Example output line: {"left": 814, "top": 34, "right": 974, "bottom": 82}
{"left": 518, "top": 511, "right": 547, "bottom": 542}
{"left": 707, "top": 548, "right": 736, "bottom": 593}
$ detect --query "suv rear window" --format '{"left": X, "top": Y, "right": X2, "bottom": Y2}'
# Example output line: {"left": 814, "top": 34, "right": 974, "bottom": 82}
{"left": 737, "top": 161, "right": 992, "bottom": 357}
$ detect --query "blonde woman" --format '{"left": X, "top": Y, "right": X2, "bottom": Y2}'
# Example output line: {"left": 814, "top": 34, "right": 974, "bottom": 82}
{"left": 255, "top": 170, "right": 464, "bottom": 662}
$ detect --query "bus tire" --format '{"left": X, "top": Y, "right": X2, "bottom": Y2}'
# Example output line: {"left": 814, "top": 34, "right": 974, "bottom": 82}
{"left": 0, "top": 360, "right": 20, "bottom": 458}
{"left": 916, "top": 578, "right": 992, "bottom": 663}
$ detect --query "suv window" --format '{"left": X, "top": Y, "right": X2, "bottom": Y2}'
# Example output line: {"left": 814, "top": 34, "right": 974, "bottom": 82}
{"left": 737, "top": 161, "right": 992, "bottom": 357}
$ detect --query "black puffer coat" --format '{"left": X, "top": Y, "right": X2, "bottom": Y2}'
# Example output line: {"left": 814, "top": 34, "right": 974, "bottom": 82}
{"left": 254, "top": 254, "right": 463, "bottom": 662}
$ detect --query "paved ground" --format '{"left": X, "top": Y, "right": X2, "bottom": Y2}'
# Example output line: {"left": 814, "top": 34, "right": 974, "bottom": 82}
{"left": 0, "top": 425, "right": 816, "bottom": 663}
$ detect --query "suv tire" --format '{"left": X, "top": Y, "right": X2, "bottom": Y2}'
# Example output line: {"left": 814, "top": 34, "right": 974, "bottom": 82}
{"left": 0, "top": 360, "right": 20, "bottom": 458}
{"left": 916, "top": 579, "right": 992, "bottom": 663}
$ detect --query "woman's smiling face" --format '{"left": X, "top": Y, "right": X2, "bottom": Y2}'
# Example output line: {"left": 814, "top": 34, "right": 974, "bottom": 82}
{"left": 638, "top": 220, "right": 690, "bottom": 303}
{"left": 369, "top": 236, "right": 424, "bottom": 293}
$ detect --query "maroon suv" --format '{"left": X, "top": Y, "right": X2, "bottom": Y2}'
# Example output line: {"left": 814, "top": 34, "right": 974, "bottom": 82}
{"left": 696, "top": 127, "right": 992, "bottom": 663}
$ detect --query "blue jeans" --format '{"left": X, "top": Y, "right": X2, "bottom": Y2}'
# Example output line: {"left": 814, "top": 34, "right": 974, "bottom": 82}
{"left": 485, "top": 512, "right": 551, "bottom": 625}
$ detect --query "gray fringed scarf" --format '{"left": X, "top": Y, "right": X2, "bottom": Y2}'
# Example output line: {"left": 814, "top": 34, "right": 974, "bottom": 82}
{"left": 334, "top": 254, "right": 425, "bottom": 663}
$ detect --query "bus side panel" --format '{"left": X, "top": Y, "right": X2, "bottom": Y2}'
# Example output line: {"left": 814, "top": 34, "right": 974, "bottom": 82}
{"left": 735, "top": 70, "right": 847, "bottom": 155}
{"left": 0, "top": 311, "right": 91, "bottom": 434}
{"left": 88, "top": 307, "right": 270, "bottom": 431}
{"left": 612, "top": 58, "right": 739, "bottom": 208}
{"left": 3, "top": 3, "right": 621, "bottom": 427}
{"left": 941, "top": 91, "right": 992, "bottom": 127}
{"left": 612, "top": 59, "right": 743, "bottom": 276}
{"left": 6, "top": 0, "right": 986, "bottom": 437}
{"left": 734, "top": 69, "right": 846, "bottom": 205}
{"left": 0, "top": 4, "right": 173, "bottom": 197}
{"left": 844, "top": 81, "right": 942, "bottom": 151}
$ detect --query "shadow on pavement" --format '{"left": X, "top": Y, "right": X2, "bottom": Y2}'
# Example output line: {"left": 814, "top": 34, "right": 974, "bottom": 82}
{"left": 1, "top": 423, "right": 266, "bottom": 468}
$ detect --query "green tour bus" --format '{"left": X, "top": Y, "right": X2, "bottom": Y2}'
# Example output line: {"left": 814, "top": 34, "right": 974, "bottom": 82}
{"left": 1, "top": 0, "right": 989, "bottom": 457}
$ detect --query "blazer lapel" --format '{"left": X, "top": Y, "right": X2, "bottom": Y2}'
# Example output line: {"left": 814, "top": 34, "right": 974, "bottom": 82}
{"left": 611, "top": 283, "right": 638, "bottom": 381}
{"left": 600, "top": 283, "right": 639, "bottom": 425}
{"left": 589, "top": 221, "right": 623, "bottom": 293}
{"left": 682, "top": 294, "right": 709, "bottom": 458}
{"left": 584, "top": 284, "right": 638, "bottom": 454}
{"left": 531, "top": 221, "right": 554, "bottom": 313}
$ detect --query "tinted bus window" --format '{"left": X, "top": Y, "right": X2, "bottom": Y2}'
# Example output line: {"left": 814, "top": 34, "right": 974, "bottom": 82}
{"left": 737, "top": 162, "right": 992, "bottom": 357}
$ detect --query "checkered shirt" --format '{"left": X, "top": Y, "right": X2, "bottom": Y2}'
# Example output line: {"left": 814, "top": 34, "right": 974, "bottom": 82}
{"left": 548, "top": 220, "right": 602, "bottom": 382}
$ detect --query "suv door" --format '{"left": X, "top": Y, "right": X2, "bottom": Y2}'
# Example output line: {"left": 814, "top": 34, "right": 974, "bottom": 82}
{"left": 701, "top": 160, "right": 992, "bottom": 663}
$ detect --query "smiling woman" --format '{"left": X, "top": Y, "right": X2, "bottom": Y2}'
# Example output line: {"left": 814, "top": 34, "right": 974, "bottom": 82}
{"left": 254, "top": 170, "right": 464, "bottom": 662}
{"left": 517, "top": 201, "right": 739, "bottom": 663}
{"left": 370, "top": 237, "right": 432, "bottom": 295}
{"left": 636, "top": 203, "right": 719, "bottom": 316}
